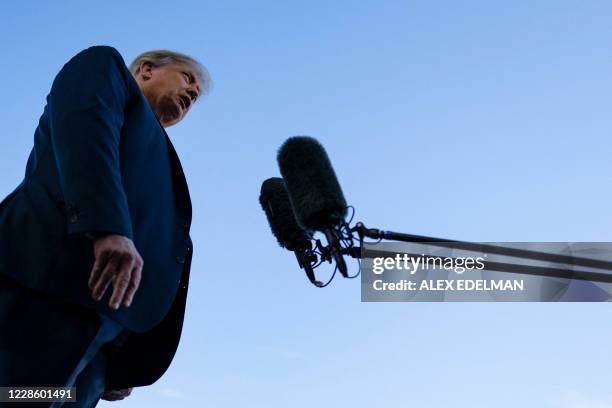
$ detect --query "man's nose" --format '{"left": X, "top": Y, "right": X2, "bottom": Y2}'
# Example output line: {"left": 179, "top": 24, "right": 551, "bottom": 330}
{"left": 186, "top": 87, "right": 198, "bottom": 102}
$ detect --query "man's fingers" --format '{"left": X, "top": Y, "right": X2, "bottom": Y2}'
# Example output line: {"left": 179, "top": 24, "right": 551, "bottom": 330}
{"left": 102, "top": 388, "right": 133, "bottom": 401}
{"left": 88, "top": 250, "right": 110, "bottom": 290}
{"left": 92, "top": 256, "right": 119, "bottom": 301}
{"left": 87, "top": 235, "right": 144, "bottom": 310}
{"left": 88, "top": 262, "right": 101, "bottom": 290}
{"left": 108, "top": 257, "right": 134, "bottom": 310}
{"left": 123, "top": 261, "right": 142, "bottom": 307}
{"left": 101, "top": 392, "right": 125, "bottom": 401}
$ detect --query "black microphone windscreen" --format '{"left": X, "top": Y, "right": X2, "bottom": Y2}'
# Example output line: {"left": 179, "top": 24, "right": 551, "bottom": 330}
{"left": 277, "top": 136, "right": 347, "bottom": 231}
{"left": 259, "top": 177, "right": 311, "bottom": 251}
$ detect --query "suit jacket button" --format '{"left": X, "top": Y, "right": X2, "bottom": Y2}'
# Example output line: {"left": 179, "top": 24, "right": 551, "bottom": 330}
{"left": 176, "top": 255, "right": 185, "bottom": 264}
{"left": 181, "top": 220, "right": 189, "bottom": 228}
{"left": 69, "top": 214, "right": 78, "bottom": 223}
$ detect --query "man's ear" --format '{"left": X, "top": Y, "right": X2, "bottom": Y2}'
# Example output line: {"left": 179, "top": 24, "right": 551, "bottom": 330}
{"left": 139, "top": 61, "right": 154, "bottom": 81}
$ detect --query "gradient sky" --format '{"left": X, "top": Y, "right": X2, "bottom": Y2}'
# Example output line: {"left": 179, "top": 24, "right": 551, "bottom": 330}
{"left": 1, "top": 1, "right": 612, "bottom": 407}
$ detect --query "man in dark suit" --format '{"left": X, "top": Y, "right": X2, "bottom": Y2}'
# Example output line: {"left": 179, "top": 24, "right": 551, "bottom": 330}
{"left": 0, "top": 45, "right": 209, "bottom": 406}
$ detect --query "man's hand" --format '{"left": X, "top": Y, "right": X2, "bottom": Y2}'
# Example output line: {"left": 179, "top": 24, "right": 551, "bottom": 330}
{"left": 101, "top": 388, "right": 133, "bottom": 401}
{"left": 88, "top": 234, "right": 143, "bottom": 309}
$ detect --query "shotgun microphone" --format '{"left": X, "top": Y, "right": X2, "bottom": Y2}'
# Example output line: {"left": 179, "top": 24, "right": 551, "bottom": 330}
{"left": 259, "top": 177, "right": 320, "bottom": 285}
{"left": 277, "top": 136, "right": 349, "bottom": 276}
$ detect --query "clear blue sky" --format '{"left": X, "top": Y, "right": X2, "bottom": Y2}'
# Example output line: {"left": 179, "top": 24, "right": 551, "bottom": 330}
{"left": 1, "top": 1, "right": 612, "bottom": 407}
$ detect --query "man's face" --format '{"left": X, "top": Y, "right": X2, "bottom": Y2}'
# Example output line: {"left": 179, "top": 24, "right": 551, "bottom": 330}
{"left": 136, "top": 62, "right": 201, "bottom": 128}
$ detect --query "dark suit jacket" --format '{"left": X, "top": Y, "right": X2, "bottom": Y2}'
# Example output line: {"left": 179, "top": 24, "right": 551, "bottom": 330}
{"left": 0, "top": 45, "right": 193, "bottom": 386}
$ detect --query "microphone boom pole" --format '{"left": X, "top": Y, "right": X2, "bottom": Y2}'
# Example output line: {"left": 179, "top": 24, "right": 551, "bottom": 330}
{"left": 272, "top": 135, "right": 612, "bottom": 287}
{"left": 353, "top": 222, "right": 612, "bottom": 284}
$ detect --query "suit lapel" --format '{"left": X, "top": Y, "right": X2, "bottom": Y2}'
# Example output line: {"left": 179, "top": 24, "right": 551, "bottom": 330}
{"left": 156, "top": 122, "right": 193, "bottom": 221}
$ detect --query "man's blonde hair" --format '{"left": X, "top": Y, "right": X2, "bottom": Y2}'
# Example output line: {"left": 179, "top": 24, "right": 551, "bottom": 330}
{"left": 129, "top": 50, "right": 211, "bottom": 96}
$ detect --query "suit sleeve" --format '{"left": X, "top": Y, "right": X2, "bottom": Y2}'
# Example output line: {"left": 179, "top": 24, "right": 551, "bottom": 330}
{"left": 48, "top": 46, "right": 134, "bottom": 239}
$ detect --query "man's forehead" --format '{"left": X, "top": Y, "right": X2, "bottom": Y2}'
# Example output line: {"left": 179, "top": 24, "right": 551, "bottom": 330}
{"left": 169, "top": 61, "right": 193, "bottom": 70}
{"left": 166, "top": 62, "right": 202, "bottom": 90}
{"left": 164, "top": 62, "right": 191, "bottom": 74}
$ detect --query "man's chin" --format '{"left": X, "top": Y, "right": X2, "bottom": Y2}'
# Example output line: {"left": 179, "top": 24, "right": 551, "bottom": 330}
{"left": 160, "top": 111, "right": 182, "bottom": 128}
{"left": 160, "top": 118, "right": 179, "bottom": 128}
